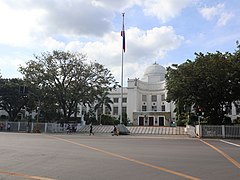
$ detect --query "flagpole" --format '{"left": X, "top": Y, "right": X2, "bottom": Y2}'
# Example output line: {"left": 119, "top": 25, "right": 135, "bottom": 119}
{"left": 120, "top": 12, "right": 125, "bottom": 124}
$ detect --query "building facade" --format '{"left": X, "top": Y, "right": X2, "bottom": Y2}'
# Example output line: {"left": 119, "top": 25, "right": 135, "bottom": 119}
{"left": 108, "top": 63, "right": 176, "bottom": 126}
{"left": 107, "top": 62, "right": 240, "bottom": 125}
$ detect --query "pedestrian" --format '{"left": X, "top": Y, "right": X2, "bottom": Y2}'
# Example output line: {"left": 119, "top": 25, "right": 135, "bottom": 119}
{"left": 67, "top": 124, "right": 71, "bottom": 134}
{"left": 0, "top": 123, "right": 3, "bottom": 131}
{"left": 89, "top": 124, "right": 94, "bottom": 136}
{"left": 112, "top": 125, "right": 118, "bottom": 136}
{"left": 7, "top": 123, "right": 11, "bottom": 131}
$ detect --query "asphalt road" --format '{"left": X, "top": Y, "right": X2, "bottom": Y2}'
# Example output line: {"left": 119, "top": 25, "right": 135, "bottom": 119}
{"left": 0, "top": 132, "right": 239, "bottom": 180}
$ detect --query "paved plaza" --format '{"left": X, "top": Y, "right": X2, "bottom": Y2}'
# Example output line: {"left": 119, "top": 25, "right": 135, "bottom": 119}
{"left": 0, "top": 132, "right": 239, "bottom": 180}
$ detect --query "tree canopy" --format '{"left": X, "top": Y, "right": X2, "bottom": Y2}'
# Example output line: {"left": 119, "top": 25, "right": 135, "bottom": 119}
{"left": 19, "top": 50, "right": 118, "bottom": 122}
{"left": 0, "top": 78, "right": 28, "bottom": 121}
{"left": 166, "top": 44, "right": 240, "bottom": 124}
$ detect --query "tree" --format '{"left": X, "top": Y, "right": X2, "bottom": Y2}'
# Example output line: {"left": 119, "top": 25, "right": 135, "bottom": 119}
{"left": 19, "top": 50, "right": 118, "bottom": 122}
{"left": 166, "top": 44, "right": 240, "bottom": 125}
{"left": 0, "top": 78, "right": 28, "bottom": 121}
{"left": 94, "top": 91, "right": 113, "bottom": 124}
{"left": 26, "top": 85, "right": 60, "bottom": 122}
{"left": 100, "top": 114, "right": 118, "bottom": 125}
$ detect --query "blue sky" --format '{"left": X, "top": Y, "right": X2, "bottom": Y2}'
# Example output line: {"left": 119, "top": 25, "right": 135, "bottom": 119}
{"left": 0, "top": 0, "right": 239, "bottom": 85}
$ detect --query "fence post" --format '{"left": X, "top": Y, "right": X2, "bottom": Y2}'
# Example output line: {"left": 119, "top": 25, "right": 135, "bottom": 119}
{"left": 18, "top": 122, "right": 20, "bottom": 131}
{"left": 199, "top": 125, "right": 202, "bottom": 138}
{"left": 222, "top": 125, "right": 225, "bottom": 138}
{"left": 31, "top": 122, "right": 34, "bottom": 132}
{"left": 45, "top": 123, "right": 47, "bottom": 133}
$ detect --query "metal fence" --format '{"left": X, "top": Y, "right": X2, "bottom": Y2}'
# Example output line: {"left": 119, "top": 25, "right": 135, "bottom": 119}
{"left": 200, "top": 125, "right": 240, "bottom": 138}
{"left": 0, "top": 121, "right": 77, "bottom": 133}
{"left": 1, "top": 121, "right": 188, "bottom": 135}
{"left": 1, "top": 121, "right": 239, "bottom": 138}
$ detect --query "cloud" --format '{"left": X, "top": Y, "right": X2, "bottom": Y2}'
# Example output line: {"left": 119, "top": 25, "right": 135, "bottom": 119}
{"left": 0, "top": 56, "right": 24, "bottom": 78}
{"left": 126, "top": 26, "right": 184, "bottom": 62}
{"left": 199, "top": 3, "right": 233, "bottom": 26}
{"left": 0, "top": 1, "right": 46, "bottom": 47}
{"left": 43, "top": 37, "right": 65, "bottom": 50}
{"left": 91, "top": 0, "right": 139, "bottom": 11}
{"left": 0, "top": 0, "right": 188, "bottom": 49}
{"left": 217, "top": 12, "right": 234, "bottom": 26}
{"left": 80, "top": 26, "right": 184, "bottom": 63}
{"left": 0, "top": 0, "right": 184, "bottom": 84}
{"left": 0, "top": 0, "right": 115, "bottom": 48}
{"left": 42, "top": 1, "right": 113, "bottom": 37}
{"left": 141, "top": 0, "right": 193, "bottom": 22}
{"left": 68, "top": 26, "right": 184, "bottom": 82}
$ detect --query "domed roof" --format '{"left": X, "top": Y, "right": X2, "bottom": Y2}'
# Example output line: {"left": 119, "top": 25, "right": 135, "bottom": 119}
{"left": 142, "top": 62, "right": 166, "bottom": 82}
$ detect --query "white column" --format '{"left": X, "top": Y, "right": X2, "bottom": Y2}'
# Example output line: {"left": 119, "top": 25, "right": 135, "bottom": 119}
{"left": 222, "top": 125, "right": 225, "bottom": 138}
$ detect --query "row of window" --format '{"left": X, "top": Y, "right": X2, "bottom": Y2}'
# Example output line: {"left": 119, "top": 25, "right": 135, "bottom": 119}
{"left": 142, "top": 105, "right": 165, "bottom": 112}
{"left": 113, "top": 98, "right": 127, "bottom": 103}
{"left": 113, "top": 94, "right": 166, "bottom": 104}
{"left": 142, "top": 94, "right": 165, "bottom": 102}
{"left": 113, "top": 106, "right": 127, "bottom": 115}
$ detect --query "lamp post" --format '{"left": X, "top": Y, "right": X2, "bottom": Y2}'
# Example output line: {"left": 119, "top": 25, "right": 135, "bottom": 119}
{"left": 29, "top": 92, "right": 41, "bottom": 133}
{"left": 34, "top": 98, "right": 41, "bottom": 133}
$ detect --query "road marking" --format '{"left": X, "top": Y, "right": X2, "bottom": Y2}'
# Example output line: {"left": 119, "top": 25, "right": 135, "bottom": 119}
{"left": 219, "top": 139, "right": 240, "bottom": 148}
{"left": 0, "top": 170, "right": 56, "bottom": 180}
{"left": 49, "top": 135, "right": 200, "bottom": 180}
{"left": 200, "top": 139, "right": 240, "bottom": 169}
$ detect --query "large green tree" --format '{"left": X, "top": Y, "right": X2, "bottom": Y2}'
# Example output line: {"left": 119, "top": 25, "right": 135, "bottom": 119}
{"left": 0, "top": 78, "right": 28, "bottom": 121}
{"left": 166, "top": 45, "right": 240, "bottom": 124}
{"left": 19, "top": 50, "right": 118, "bottom": 122}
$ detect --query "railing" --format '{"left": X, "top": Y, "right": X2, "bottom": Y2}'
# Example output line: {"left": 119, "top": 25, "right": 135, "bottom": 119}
{"left": 199, "top": 125, "right": 240, "bottom": 138}
{"left": 0, "top": 121, "right": 187, "bottom": 135}
{"left": 2, "top": 121, "right": 238, "bottom": 138}
{"left": 0, "top": 121, "right": 77, "bottom": 133}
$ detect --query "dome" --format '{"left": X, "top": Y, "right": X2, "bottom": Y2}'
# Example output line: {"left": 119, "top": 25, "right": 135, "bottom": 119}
{"left": 142, "top": 62, "right": 166, "bottom": 82}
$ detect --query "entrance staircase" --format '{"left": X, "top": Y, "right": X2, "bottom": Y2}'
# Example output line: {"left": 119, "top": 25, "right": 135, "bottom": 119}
{"left": 78, "top": 125, "right": 187, "bottom": 135}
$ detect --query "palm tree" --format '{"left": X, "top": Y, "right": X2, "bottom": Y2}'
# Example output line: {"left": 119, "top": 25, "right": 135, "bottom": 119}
{"left": 94, "top": 91, "right": 113, "bottom": 125}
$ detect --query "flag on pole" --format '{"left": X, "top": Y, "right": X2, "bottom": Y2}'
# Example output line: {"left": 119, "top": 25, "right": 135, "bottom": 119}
{"left": 121, "top": 30, "right": 125, "bottom": 52}
{"left": 121, "top": 13, "right": 125, "bottom": 52}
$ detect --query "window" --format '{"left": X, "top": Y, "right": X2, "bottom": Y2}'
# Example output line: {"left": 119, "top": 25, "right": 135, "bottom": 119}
{"left": 122, "top": 98, "right": 127, "bottom": 103}
{"left": 161, "top": 105, "right": 165, "bottom": 112}
{"left": 151, "top": 95, "right": 157, "bottom": 102}
{"left": 236, "top": 106, "right": 240, "bottom": 115}
{"left": 152, "top": 106, "right": 157, "bottom": 111}
{"left": 225, "top": 106, "right": 232, "bottom": 115}
{"left": 122, "top": 107, "right": 127, "bottom": 114}
{"left": 142, "top": 106, "right": 147, "bottom": 111}
{"left": 235, "top": 101, "right": 240, "bottom": 115}
{"left": 113, "top": 107, "right": 118, "bottom": 115}
{"left": 142, "top": 95, "right": 147, "bottom": 101}
{"left": 161, "top": 94, "right": 166, "bottom": 101}
{"left": 113, "top": 98, "right": 118, "bottom": 103}
{"left": 105, "top": 106, "right": 111, "bottom": 114}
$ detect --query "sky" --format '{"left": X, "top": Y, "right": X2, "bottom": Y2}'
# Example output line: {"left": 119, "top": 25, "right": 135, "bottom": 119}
{"left": 0, "top": 0, "right": 239, "bottom": 86}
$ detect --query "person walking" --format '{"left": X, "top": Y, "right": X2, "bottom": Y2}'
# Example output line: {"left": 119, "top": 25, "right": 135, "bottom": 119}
{"left": 89, "top": 124, "right": 94, "bottom": 136}
{"left": 112, "top": 125, "right": 119, "bottom": 136}
{"left": 67, "top": 124, "right": 71, "bottom": 134}
{"left": 7, "top": 123, "right": 11, "bottom": 131}
{"left": 0, "top": 123, "right": 3, "bottom": 131}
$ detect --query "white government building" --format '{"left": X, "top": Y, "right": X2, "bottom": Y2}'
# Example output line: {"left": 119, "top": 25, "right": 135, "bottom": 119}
{"left": 107, "top": 62, "right": 240, "bottom": 126}
{"left": 108, "top": 62, "right": 176, "bottom": 126}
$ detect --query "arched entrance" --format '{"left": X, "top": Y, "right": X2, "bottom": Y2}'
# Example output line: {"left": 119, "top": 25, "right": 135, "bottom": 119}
{"left": 149, "top": 117, "right": 154, "bottom": 126}
{"left": 139, "top": 117, "right": 144, "bottom": 126}
{"left": 159, "top": 116, "right": 164, "bottom": 126}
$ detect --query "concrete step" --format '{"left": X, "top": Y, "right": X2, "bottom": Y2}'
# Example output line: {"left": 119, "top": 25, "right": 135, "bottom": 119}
{"left": 77, "top": 125, "right": 187, "bottom": 135}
